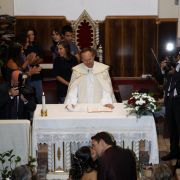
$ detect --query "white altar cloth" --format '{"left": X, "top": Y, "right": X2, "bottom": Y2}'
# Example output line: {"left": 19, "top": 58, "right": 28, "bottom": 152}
{"left": 32, "top": 103, "right": 159, "bottom": 172}
{"left": 0, "top": 120, "right": 31, "bottom": 166}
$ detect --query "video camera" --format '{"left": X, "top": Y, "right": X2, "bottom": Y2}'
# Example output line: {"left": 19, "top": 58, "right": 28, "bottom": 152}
{"left": 18, "top": 73, "right": 35, "bottom": 98}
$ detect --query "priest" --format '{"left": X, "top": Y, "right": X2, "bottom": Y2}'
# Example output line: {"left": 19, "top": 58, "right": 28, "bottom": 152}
{"left": 65, "top": 47, "right": 116, "bottom": 109}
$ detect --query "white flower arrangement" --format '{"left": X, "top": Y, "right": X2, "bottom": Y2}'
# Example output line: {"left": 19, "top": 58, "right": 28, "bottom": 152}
{"left": 125, "top": 92, "right": 157, "bottom": 117}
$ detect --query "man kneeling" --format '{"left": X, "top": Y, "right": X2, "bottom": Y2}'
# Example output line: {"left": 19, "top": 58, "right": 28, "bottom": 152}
{"left": 91, "top": 132, "right": 137, "bottom": 180}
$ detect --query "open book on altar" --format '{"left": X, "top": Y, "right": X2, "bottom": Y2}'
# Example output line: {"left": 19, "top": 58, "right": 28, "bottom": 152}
{"left": 87, "top": 106, "right": 112, "bottom": 113}
{"left": 65, "top": 104, "right": 113, "bottom": 112}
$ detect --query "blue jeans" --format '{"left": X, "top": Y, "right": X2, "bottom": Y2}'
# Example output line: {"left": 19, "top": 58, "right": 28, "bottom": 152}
{"left": 31, "top": 80, "right": 43, "bottom": 104}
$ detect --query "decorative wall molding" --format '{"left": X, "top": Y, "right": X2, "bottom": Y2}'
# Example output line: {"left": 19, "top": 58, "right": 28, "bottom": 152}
{"left": 71, "top": 10, "right": 103, "bottom": 62}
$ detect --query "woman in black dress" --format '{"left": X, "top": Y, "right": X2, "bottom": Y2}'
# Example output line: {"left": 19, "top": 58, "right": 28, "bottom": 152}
{"left": 50, "top": 28, "right": 62, "bottom": 61}
{"left": 53, "top": 40, "right": 78, "bottom": 103}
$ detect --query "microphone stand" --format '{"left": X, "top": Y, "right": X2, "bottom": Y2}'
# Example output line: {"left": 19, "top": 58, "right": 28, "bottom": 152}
{"left": 151, "top": 48, "right": 161, "bottom": 70}
{"left": 151, "top": 48, "right": 168, "bottom": 97}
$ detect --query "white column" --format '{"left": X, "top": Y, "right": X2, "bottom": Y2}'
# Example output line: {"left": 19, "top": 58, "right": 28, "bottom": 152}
{"left": 95, "top": 21, "right": 99, "bottom": 47}
{"left": 133, "top": 141, "right": 140, "bottom": 160}
{"left": 64, "top": 142, "right": 71, "bottom": 171}
{"left": 48, "top": 143, "right": 54, "bottom": 172}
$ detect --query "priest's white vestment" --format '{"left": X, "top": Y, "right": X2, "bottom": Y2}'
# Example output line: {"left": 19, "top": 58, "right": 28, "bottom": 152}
{"left": 65, "top": 61, "right": 116, "bottom": 105}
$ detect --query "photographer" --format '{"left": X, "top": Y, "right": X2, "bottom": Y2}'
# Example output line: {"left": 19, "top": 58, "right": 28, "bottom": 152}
{"left": 0, "top": 70, "right": 36, "bottom": 120}
{"left": 161, "top": 51, "right": 180, "bottom": 161}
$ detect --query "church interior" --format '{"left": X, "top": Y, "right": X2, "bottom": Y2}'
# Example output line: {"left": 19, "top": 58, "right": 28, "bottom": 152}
{"left": 1, "top": 0, "right": 180, "bottom": 179}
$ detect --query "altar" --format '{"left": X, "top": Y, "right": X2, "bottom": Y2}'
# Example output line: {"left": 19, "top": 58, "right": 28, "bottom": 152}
{"left": 32, "top": 103, "right": 159, "bottom": 179}
{"left": 0, "top": 120, "right": 31, "bottom": 166}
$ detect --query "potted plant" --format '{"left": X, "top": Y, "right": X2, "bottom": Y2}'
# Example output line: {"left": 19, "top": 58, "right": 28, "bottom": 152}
{"left": 0, "top": 149, "right": 21, "bottom": 179}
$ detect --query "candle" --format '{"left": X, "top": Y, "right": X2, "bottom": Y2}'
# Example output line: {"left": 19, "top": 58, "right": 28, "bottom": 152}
{"left": 42, "top": 92, "right": 46, "bottom": 111}
{"left": 41, "top": 92, "right": 47, "bottom": 116}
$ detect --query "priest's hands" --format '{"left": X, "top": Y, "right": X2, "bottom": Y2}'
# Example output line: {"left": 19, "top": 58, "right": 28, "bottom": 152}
{"left": 65, "top": 104, "right": 114, "bottom": 112}
{"left": 104, "top": 104, "right": 114, "bottom": 109}
{"left": 65, "top": 104, "right": 75, "bottom": 111}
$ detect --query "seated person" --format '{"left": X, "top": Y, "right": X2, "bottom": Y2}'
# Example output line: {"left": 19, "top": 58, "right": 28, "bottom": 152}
{"left": 65, "top": 47, "right": 116, "bottom": 109}
{"left": 11, "top": 165, "right": 32, "bottom": 180}
{"left": 0, "top": 70, "right": 36, "bottom": 119}
{"left": 69, "top": 146, "right": 98, "bottom": 180}
{"left": 151, "top": 163, "right": 173, "bottom": 180}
